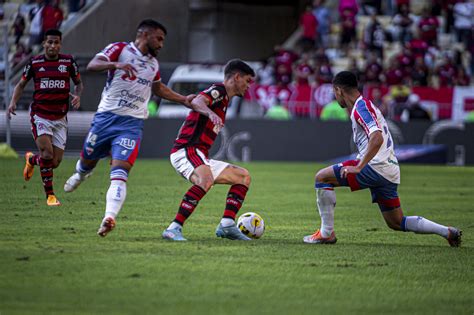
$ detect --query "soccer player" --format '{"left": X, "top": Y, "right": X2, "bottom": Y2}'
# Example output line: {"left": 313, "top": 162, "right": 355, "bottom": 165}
{"left": 162, "top": 59, "right": 255, "bottom": 241}
{"left": 303, "top": 71, "right": 462, "bottom": 247}
{"left": 63, "top": 19, "right": 197, "bottom": 237}
{"left": 7, "top": 29, "right": 83, "bottom": 206}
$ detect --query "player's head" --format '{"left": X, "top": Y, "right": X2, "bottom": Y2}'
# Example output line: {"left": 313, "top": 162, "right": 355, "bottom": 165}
{"left": 224, "top": 59, "right": 255, "bottom": 97}
{"left": 136, "top": 19, "right": 167, "bottom": 57}
{"left": 332, "top": 71, "right": 358, "bottom": 108}
{"left": 43, "top": 29, "right": 62, "bottom": 59}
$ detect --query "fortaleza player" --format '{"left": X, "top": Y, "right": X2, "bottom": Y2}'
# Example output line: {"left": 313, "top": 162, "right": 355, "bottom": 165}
{"left": 162, "top": 59, "right": 255, "bottom": 241}
{"left": 63, "top": 19, "right": 200, "bottom": 237}
{"left": 7, "top": 29, "right": 83, "bottom": 206}
{"left": 303, "top": 71, "right": 462, "bottom": 247}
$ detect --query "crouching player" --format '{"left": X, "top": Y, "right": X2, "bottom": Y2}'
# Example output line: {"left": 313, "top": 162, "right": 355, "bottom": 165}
{"left": 303, "top": 71, "right": 462, "bottom": 247}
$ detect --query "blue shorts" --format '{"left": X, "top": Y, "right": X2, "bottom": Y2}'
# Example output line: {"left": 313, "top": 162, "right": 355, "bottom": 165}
{"left": 333, "top": 160, "right": 400, "bottom": 212}
{"left": 81, "top": 112, "right": 144, "bottom": 165}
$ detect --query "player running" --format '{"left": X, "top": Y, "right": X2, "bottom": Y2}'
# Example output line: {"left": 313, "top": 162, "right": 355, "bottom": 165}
{"left": 63, "top": 19, "right": 198, "bottom": 237}
{"left": 7, "top": 29, "right": 83, "bottom": 206}
{"left": 162, "top": 59, "right": 255, "bottom": 241}
{"left": 303, "top": 71, "right": 462, "bottom": 247}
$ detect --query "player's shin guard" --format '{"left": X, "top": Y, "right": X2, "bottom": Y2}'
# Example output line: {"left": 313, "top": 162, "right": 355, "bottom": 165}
{"left": 39, "top": 158, "right": 54, "bottom": 197}
{"left": 401, "top": 216, "right": 449, "bottom": 238}
{"left": 171, "top": 185, "right": 207, "bottom": 227}
{"left": 104, "top": 167, "right": 128, "bottom": 219}
{"left": 221, "top": 184, "right": 249, "bottom": 226}
{"left": 315, "top": 182, "right": 336, "bottom": 238}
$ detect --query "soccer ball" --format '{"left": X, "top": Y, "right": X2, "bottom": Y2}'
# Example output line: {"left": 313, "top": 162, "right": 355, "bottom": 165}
{"left": 237, "top": 212, "right": 265, "bottom": 239}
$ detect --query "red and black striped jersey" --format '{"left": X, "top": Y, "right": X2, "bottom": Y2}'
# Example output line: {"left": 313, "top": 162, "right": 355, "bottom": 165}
{"left": 172, "top": 83, "right": 229, "bottom": 156}
{"left": 22, "top": 54, "right": 81, "bottom": 120}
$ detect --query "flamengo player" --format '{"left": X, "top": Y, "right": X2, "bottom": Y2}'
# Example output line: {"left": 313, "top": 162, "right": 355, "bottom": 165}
{"left": 7, "top": 29, "right": 83, "bottom": 206}
{"left": 304, "top": 71, "right": 462, "bottom": 247}
{"left": 63, "top": 19, "right": 197, "bottom": 237}
{"left": 162, "top": 59, "right": 255, "bottom": 241}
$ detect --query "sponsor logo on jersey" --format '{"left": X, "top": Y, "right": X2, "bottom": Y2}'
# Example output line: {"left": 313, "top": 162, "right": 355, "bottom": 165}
{"left": 39, "top": 67, "right": 46, "bottom": 72}
{"left": 32, "top": 59, "right": 45, "bottom": 64}
{"left": 58, "top": 65, "right": 68, "bottom": 73}
{"left": 119, "top": 138, "right": 136, "bottom": 150}
{"left": 120, "top": 90, "right": 146, "bottom": 103}
{"left": 40, "top": 79, "right": 66, "bottom": 89}
{"left": 59, "top": 59, "right": 71, "bottom": 63}
{"left": 118, "top": 99, "right": 140, "bottom": 110}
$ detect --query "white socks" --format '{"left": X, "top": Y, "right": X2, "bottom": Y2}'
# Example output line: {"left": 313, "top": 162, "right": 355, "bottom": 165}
{"left": 220, "top": 218, "right": 235, "bottom": 227}
{"left": 105, "top": 179, "right": 127, "bottom": 219}
{"left": 76, "top": 160, "right": 93, "bottom": 178}
{"left": 317, "top": 188, "right": 336, "bottom": 238}
{"left": 403, "top": 216, "right": 449, "bottom": 238}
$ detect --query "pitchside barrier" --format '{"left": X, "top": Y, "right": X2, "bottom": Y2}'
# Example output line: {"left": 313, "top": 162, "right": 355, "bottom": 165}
{"left": 1, "top": 111, "right": 473, "bottom": 165}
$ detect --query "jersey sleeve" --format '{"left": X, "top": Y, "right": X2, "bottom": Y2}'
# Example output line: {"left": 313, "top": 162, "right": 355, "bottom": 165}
{"left": 199, "top": 84, "right": 225, "bottom": 106}
{"left": 96, "top": 42, "right": 127, "bottom": 62}
{"left": 69, "top": 56, "right": 81, "bottom": 81}
{"left": 21, "top": 59, "right": 33, "bottom": 81}
{"left": 354, "top": 99, "right": 381, "bottom": 136}
{"left": 153, "top": 63, "right": 161, "bottom": 82}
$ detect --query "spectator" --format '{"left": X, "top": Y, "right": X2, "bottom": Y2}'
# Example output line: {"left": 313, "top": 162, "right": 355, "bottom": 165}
{"left": 315, "top": 56, "right": 333, "bottom": 84}
{"left": 67, "top": 0, "right": 85, "bottom": 14}
{"left": 257, "top": 58, "right": 275, "bottom": 86}
{"left": 401, "top": 94, "right": 431, "bottom": 121}
{"left": 274, "top": 47, "right": 298, "bottom": 86}
{"left": 320, "top": 99, "right": 349, "bottom": 121}
{"left": 385, "top": 58, "right": 406, "bottom": 86}
{"left": 42, "top": 0, "right": 64, "bottom": 32}
{"left": 339, "top": 0, "right": 358, "bottom": 54}
{"left": 295, "top": 61, "right": 314, "bottom": 86}
{"left": 443, "top": 0, "right": 457, "bottom": 34}
{"left": 360, "top": 0, "right": 381, "bottom": 15}
{"left": 364, "top": 54, "right": 383, "bottom": 84}
{"left": 407, "top": 32, "right": 429, "bottom": 60}
{"left": 454, "top": 67, "right": 471, "bottom": 86}
{"left": 388, "top": 85, "right": 411, "bottom": 121}
{"left": 348, "top": 57, "right": 363, "bottom": 83}
{"left": 392, "top": 4, "right": 414, "bottom": 43}
{"left": 265, "top": 98, "right": 291, "bottom": 120}
{"left": 397, "top": 46, "right": 414, "bottom": 74}
{"left": 363, "top": 13, "right": 386, "bottom": 60}
{"left": 411, "top": 56, "right": 429, "bottom": 86}
{"left": 453, "top": 0, "right": 474, "bottom": 49}
{"left": 299, "top": 5, "right": 318, "bottom": 52}
{"left": 11, "top": 43, "right": 30, "bottom": 68}
{"left": 28, "top": 0, "right": 46, "bottom": 48}
{"left": 10, "top": 9, "right": 26, "bottom": 45}
{"left": 436, "top": 55, "right": 457, "bottom": 87}
{"left": 312, "top": 0, "right": 331, "bottom": 48}
{"left": 418, "top": 8, "right": 440, "bottom": 47}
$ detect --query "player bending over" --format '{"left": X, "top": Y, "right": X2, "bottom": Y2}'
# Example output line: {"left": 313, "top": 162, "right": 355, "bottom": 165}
{"left": 162, "top": 59, "right": 255, "bottom": 241}
{"left": 303, "top": 71, "right": 462, "bottom": 247}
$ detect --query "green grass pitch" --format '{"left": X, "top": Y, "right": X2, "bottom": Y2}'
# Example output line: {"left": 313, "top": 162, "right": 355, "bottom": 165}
{"left": 0, "top": 158, "right": 473, "bottom": 314}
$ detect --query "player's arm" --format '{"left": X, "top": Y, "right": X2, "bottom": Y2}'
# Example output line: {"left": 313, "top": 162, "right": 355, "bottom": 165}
{"left": 342, "top": 131, "right": 383, "bottom": 178}
{"left": 6, "top": 78, "right": 28, "bottom": 119}
{"left": 152, "top": 81, "right": 191, "bottom": 106}
{"left": 188, "top": 94, "right": 224, "bottom": 131}
{"left": 70, "top": 78, "right": 83, "bottom": 110}
{"left": 86, "top": 55, "right": 136, "bottom": 77}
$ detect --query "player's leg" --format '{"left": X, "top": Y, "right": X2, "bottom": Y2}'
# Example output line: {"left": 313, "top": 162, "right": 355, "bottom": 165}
{"left": 213, "top": 164, "right": 252, "bottom": 240}
{"left": 64, "top": 128, "right": 105, "bottom": 192}
{"left": 97, "top": 129, "right": 142, "bottom": 237}
{"left": 163, "top": 148, "right": 213, "bottom": 241}
{"left": 35, "top": 134, "right": 61, "bottom": 205}
{"left": 381, "top": 206, "right": 462, "bottom": 247}
{"left": 304, "top": 160, "right": 353, "bottom": 244}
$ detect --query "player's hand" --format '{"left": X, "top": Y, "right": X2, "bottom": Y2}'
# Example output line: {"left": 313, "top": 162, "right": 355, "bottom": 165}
{"left": 70, "top": 93, "right": 81, "bottom": 109}
{"left": 6, "top": 103, "right": 17, "bottom": 120}
{"left": 209, "top": 112, "right": 224, "bottom": 133}
{"left": 115, "top": 63, "right": 137, "bottom": 78}
{"left": 184, "top": 94, "right": 196, "bottom": 107}
{"left": 340, "top": 165, "right": 361, "bottom": 178}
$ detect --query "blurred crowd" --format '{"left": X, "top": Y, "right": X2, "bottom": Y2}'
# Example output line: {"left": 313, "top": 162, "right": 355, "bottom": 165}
{"left": 256, "top": 0, "right": 474, "bottom": 121}
{"left": 0, "top": 0, "right": 87, "bottom": 78}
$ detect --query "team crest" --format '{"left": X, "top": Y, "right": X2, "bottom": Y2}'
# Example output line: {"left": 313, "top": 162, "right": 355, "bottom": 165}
{"left": 58, "top": 65, "right": 67, "bottom": 73}
{"left": 211, "top": 90, "right": 220, "bottom": 99}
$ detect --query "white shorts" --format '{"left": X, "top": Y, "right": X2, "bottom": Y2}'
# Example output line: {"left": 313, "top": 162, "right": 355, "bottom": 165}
{"left": 31, "top": 114, "right": 68, "bottom": 150}
{"left": 170, "top": 147, "right": 229, "bottom": 181}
